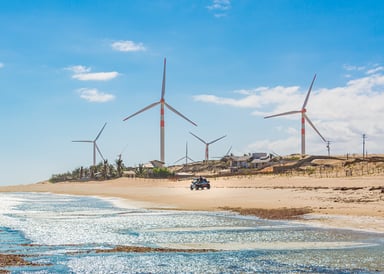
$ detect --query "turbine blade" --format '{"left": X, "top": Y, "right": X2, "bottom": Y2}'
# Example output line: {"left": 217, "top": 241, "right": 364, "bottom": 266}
{"left": 225, "top": 146, "right": 232, "bottom": 156}
{"left": 174, "top": 156, "right": 186, "bottom": 164}
{"left": 95, "top": 122, "right": 107, "bottom": 141}
{"left": 302, "top": 74, "right": 317, "bottom": 109}
{"left": 189, "top": 132, "right": 206, "bottom": 144}
{"left": 161, "top": 58, "right": 166, "bottom": 100}
{"left": 264, "top": 110, "right": 301, "bottom": 119}
{"left": 95, "top": 143, "right": 105, "bottom": 161}
{"left": 72, "top": 140, "right": 93, "bottom": 143}
{"left": 165, "top": 102, "right": 197, "bottom": 126}
{"left": 123, "top": 101, "right": 160, "bottom": 121}
{"left": 208, "top": 135, "right": 226, "bottom": 145}
{"left": 304, "top": 114, "right": 326, "bottom": 142}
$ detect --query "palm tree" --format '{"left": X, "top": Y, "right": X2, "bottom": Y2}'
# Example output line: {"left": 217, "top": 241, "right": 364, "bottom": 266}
{"left": 102, "top": 159, "right": 108, "bottom": 179}
{"left": 136, "top": 164, "right": 146, "bottom": 177}
{"left": 115, "top": 155, "right": 124, "bottom": 177}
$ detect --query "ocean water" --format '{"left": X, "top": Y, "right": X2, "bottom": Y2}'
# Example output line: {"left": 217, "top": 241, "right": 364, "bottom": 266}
{"left": 0, "top": 192, "right": 383, "bottom": 273}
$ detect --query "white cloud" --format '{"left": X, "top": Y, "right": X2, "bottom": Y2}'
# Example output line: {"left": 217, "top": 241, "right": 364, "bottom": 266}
{"left": 207, "top": 0, "right": 231, "bottom": 10}
{"left": 111, "top": 40, "right": 146, "bottom": 52}
{"left": 343, "top": 64, "right": 384, "bottom": 77}
{"left": 0, "top": 62, "right": 4, "bottom": 68}
{"left": 343, "top": 64, "right": 365, "bottom": 71}
{"left": 194, "top": 69, "right": 384, "bottom": 155}
{"left": 366, "top": 66, "right": 384, "bottom": 75}
{"left": 73, "top": 71, "right": 119, "bottom": 81}
{"left": 77, "top": 88, "right": 115, "bottom": 103}
{"left": 66, "top": 65, "right": 90, "bottom": 74}
{"left": 194, "top": 86, "right": 300, "bottom": 110}
{"left": 207, "top": 0, "right": 231, "bottom": 17}
{"left": 66, "top": 65, "right": 119, "bottom": 81}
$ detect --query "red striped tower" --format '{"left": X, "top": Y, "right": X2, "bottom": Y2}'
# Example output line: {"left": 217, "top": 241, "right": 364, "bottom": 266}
{"left": 264, "top": 74, "right": 327, "bottom": 157}
{"left": 124, "top": 58, "right": 197, "bottom": 163}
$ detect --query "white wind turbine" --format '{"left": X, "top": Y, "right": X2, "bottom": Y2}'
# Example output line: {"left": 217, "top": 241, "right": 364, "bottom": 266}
{"left": 72, "top": 122, "right": 107, "bottom": 166}
{"left": 264, "top": 74, "right": 326, "bottom": 156}
{"left": 123, "top": 58, "right": 197, "bottom": 163}
{"left": 174, "top": 142, "right": 194, "bottom": 165}
{"left": 190, "top": 132, "right": 226, "bottom": 162}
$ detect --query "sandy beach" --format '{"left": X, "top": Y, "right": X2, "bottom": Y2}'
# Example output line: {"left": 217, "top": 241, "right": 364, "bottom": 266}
{"left": 1, "top": 175, "right": 383, "bottom": 233}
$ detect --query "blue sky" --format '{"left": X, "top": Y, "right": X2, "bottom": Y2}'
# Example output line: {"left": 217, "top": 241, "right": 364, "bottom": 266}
{"left": 1, "top": 0, "right": 384, "bottom": 185}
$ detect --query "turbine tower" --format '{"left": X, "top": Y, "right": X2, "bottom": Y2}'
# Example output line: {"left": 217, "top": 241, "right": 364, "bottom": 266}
{"left": 190, "top": 132, "right": 226, "bottom": 162}
{"left": 72, "top": 122, "right": 107, "bottom": 166}
{"left": 123, "top": 58, "right": 197, "bottom": 163}
{"left": 264, "top": 74, "right": 326, "bottom": 156}
{"left": 326, "top": 140, "right": 331, "bottom": 157}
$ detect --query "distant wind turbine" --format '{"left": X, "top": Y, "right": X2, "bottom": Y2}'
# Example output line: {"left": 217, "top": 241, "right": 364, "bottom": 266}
{"left": 190, "top": 132, "right": 226, "bottom": 162}
{"left": 72, "top": 122, "right": 107, "bottom": 166}
{"left": 174, "top": 142, "right": 194, "bottom": 165}
{"left": 123, "top": 58, "right": 197, "bottom": 163}
{"left": 264, "top": 74, "right": 326, "bottom": 156}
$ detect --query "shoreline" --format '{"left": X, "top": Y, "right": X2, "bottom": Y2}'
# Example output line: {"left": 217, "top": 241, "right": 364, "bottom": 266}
{"left": 0, "top": 175, "right": 383, "bottom": 233}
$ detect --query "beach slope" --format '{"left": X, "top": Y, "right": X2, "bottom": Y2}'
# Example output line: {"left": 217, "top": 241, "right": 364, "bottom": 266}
{"left": 1, "top": 175, "right": 383, "bottom": 232}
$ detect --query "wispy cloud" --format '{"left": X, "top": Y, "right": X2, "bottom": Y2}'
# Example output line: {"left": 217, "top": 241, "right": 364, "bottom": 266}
{"left": 0, "top": 62, "right": 4, "bottom": 68}
{"left": 343, "top": 64, "right": 365, "bottom": 71}
{"left": 77, "top": 88, "right": 115, "bottom": 103}
{"left": 194, "top": 66, "right": 384, "bottom": 155}
{"left": 66, "top": 65, "right": 119, "bottom": 81}
{"left": 343, "top": 64, "right": 384, "bottom": 77}
{"left": 207, "top": 0, "right": 231, "bottom": 10}
{"left": 366, "top": 66, "right": 384, "bottom": 75}
{"left": 194, "top": 86, "right": 301, "bottom": 110}
{"left": 67, "top": 65, "right": 90, "bottom": 74}
{"left": 111, "top": 40, "right": 146, "bottom": 52}
{"left": 73, "top": 71, "right": 119, "bottom": 81}
{"left": 207, "top": 0, "right": 231, "bottom": 17}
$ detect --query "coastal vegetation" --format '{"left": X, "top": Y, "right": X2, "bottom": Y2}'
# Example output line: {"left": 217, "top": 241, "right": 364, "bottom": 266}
{"left": 49, "top": 154, "right": 384, "bottom": 183}
{"left": 49, "top": 159, "right": 173, "bottom": 183}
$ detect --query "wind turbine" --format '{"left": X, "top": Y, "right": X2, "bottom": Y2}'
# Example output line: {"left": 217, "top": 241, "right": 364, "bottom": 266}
{"left": 174, "top": 142, "right": 194, "bottom": 165}
{"left": 190, "top": 132, "right": 226, "bottom": 162}
{"left": 123, "top": 58, "right": 197, "bottom": 163}
{"left": 264, "top": 74, "right": 326, "bottom": 156}
{"left": 72, "top": 122, "right": 107, "bottom": 166}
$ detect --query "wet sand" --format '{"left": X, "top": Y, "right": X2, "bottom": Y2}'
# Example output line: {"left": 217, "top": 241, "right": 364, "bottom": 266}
{"left": 1, "top": 175, "right": 383, "bottom": 233}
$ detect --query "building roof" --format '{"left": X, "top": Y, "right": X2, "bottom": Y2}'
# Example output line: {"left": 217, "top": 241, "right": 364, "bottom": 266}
{"left": 251, "top": 158, "right": 271, "bottom": 164}
{"left": 229, "top": 155, "right": 252, "bottom": 162}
